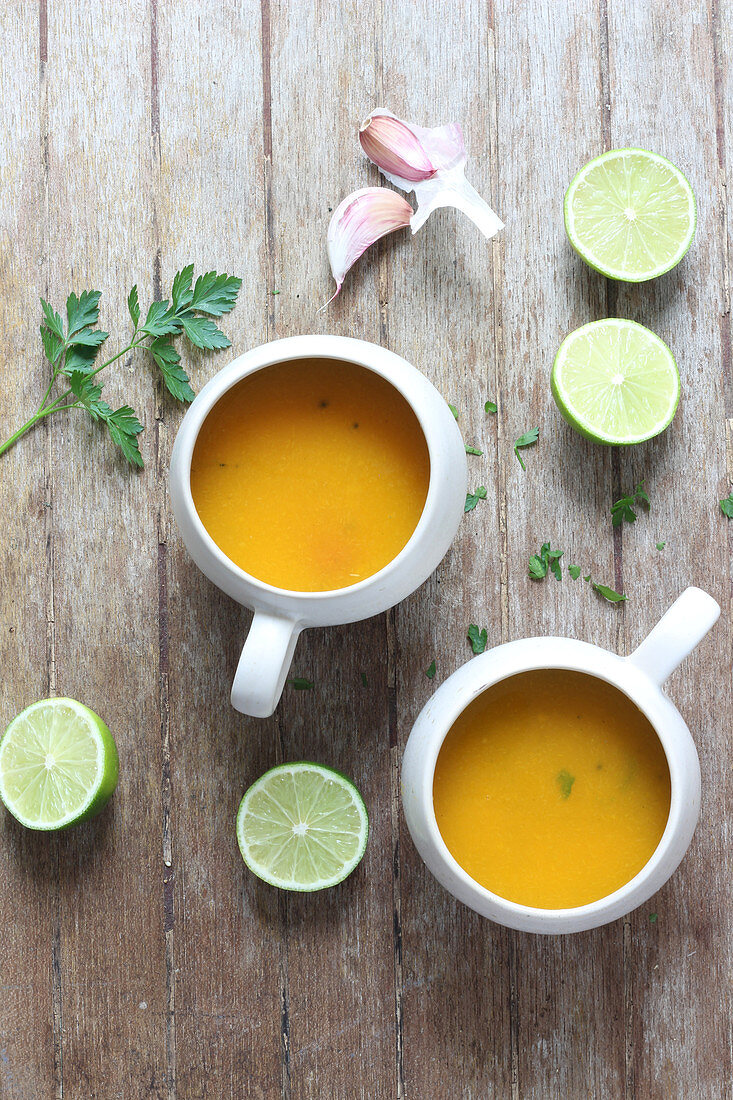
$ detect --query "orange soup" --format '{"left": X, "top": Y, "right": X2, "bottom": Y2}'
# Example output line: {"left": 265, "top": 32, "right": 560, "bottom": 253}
{"left": 190, "top": 358, "right": 430, "bottom": 591}
{"left": 433, "top": 670, "right": 671, "bottom": 909}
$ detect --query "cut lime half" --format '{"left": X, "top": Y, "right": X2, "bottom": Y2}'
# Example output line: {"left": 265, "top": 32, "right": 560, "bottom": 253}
{"left": 564, "top": 149, "right": 696, "bottom": 281}
{"left": 552, "top": 319, "right": 680, "bottom": 445}
{"left": 0, "top": 698, "right": 119, "bottom": 830}
{"left": 236, "top": 762, "right": 369, "bottom": 891}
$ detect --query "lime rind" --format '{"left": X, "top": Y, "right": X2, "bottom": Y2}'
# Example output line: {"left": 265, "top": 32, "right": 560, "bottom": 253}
{"left": 552, "top": 319, "right": 680, "bottom": 446}
{"left": 564, "top": 148, "right": 696, "bottom": 282}
{"left": 0, "top": 698, "right": 118, "bottom": 830}
{"left": 236, "top": 762, "right": 369, "bottom": 892}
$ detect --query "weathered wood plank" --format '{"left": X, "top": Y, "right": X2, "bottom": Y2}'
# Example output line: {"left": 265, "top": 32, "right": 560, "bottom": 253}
{"left": 266, "top": 2, "right": 398, "bottom": 1096}
{"left": 379, "top": 0, "right": 512, "bottom": 1095}
{"left": 0, "top": 8, "right": 59, "bottom": 1099}
{"left": 155, "top": 2, "right": 283, "bottom": 1097}
{"left": 608, "top": 2, "right": 733, "bottom": 1095}
{"left": 494, "top": 3, "right": 631, "bottom": 1097}
{"left": 38, "top": 1, "right": 167, "bottom": 1096}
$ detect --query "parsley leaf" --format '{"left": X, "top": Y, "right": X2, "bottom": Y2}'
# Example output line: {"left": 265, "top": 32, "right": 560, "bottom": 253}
{"left": 180, "top": 314, "right": 231, "bottom": 351}
{"left": 467, "top": 624, "right": 488, "bottom": 654}
{"left": 593, "top": 582, "right": 627, "bottom": 603}
{"left": 141, "top": 299, "right": 181, "bottom": 338}
{"left": 190, "top": 271, "right": 242, "bottom": 316}
{"left": 40, "top": 324, "right": 64, "bottom": 366}
{"left": 66, "top": 290, "right": 101, "bottom": 337}
{"left": 611, "top": 481, "right": 650, "bottom": 526}
{"left": 150, "top": 339, "right": 196, "bottom": 402}
{"left": 656, "top": 541, "right": 666, "bottom": 551}
{"left": 485, "top": 400, "right": 497, "bottom": 414}
{"left": 557, "top": 769, "right": 575, "bottom": 799}
{"left": 568, "top": 564, "right": 581, "bottom": 580}
{"left": 127, "top": 285, "right": 140, "bottom": 328}
{"left": 289, "top": 677, "right": 314, "bottom": 690}
{"left": 514, "top": 427, "right": 539, "bottom": 470}
{"left": 448, "top": 403, "right": 459, "bottom": 420}
{"left": 40, "top": 298, "right": 64, "bottom": 340}
{"left": 103, "top": 405, "right": 144, "bottom": 467}
{"left": 425, "top": 660, "right": 436, "bottom": 679}
{"left": 465, "top": 486, "right": 488, "bottom": 513}
{"left": 171, "top": 264, "right": 195, "bottom": 312}
{"left": 649, "top": 913, "right": 658, "bottom": 924}
{"left": 465, "top": 444, "right": 483, "bottom": 456}
{"left": 720, "top": 494, "right": 733, "bottom": 518}
{"left": 529, "top": 542, "right": 563, "bottom": 581}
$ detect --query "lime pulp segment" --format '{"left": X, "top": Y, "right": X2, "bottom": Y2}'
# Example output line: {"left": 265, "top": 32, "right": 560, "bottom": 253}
{"left": 564, "top": 149, "right": 696, "bottom": 281}
{"left": 551, "top": 319, "right": 680, "bottom": 445}
{"left": 236, "top": 762, "right": 369, "bottom": 891}
{"left": 0, "top": 698, "right": 119, "bottom": 830}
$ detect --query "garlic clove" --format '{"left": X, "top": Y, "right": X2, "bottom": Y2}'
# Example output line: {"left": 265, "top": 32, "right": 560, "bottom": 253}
{"left": 325, "top": 186, "right": 414, "bottom": 305}
{"left": 359, "top": 109, "right": 504, "bottom": 240}
{"left": 359, "top": 112, "right": 435, "bottom": 183}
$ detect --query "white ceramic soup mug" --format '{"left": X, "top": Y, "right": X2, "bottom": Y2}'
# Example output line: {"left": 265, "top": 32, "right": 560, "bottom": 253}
{"left": 402, "top": 587, "right": 720, "bottom": 934}
{"left": 169, "top": 334, "right": 467, "bottom": 718}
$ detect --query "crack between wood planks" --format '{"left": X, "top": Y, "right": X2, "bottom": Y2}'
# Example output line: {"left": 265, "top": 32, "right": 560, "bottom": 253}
{"left": 151, "top": 6, "right": 176, "bottom": 1095}
{"left": 599, "top": 4, "right": 633, "bottom": 1095}
{"left": 40, "top": 2, "right": 63, "bottom": 1094}
{"left": 261, "top": 0, "right": 276, "bottom": 331}
{"left": 711, "top": 15, "right": 733, "bottom": 1090}
{"left": 485, "top": 9, "right": 516, "bottom": 1095}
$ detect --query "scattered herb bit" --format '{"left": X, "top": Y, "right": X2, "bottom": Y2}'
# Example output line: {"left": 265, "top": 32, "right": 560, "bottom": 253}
{"left": 528, "top": 542, "right": 563, "bottom": 581}
{"left": 568, "top": 564, "right": 581, "bottom": 580}
{"left": 583, "top": 574, "right": 591, "bottom": 582}
{"left": 467, "top": 624, "right": 488, "bottom": 655}
{"left": 649, "top": 913, "right": 658, "bottom": 923}
{"left": 656, "top": 541, "right": 666, "bottom": 550}
{"left": 271, "top": 289, "right": 280, "bottom": 295}
{"left": 514, "top": 427, "right": 539, "bottom": 470}
{"left": 289, "top": 677, "right": 315, "bottom": 690}
{"left": 719, "top": 494, "right": 733, "bottom": 518}
{"left": 425, "top": 660, "right": 436, "bottom": 680}
{"left": 465, "top": 486, "right": 488, "bottom": 513}
{"left": 448, "top": 403, "right": 459, "bottom": 420}
{"left": 465, "top": 444, "right": 483, "bottom": 456}
{"left": 593, "top": 582, "right": 627, "bottom": 603}
{"left": 611, "top": 481, "right": 650, "bottom": 526}
{"left": 485, "top": 400, "right": 497, "bottom": 414}
{"left": 360, "top": 672, "right": 368, "bottom": 687}
{"left": 0, "top": 267, "right": 242, "bottom": 467}
{"left": 557, "top": 769, "right": 575, "bottom": 799}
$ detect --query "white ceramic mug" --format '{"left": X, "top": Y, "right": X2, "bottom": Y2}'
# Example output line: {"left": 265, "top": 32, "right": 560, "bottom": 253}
{"left": 401, "top": 587, "right": 720, "bottom": 934}
{"left": 169, "top": 335, "right": 467, "bottom": 718}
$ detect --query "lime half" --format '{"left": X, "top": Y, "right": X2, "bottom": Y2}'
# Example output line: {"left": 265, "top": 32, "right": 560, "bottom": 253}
{"left": 236, "top": 762, "right": 368, "bottom": 891}
{"left": 0, "top": 698, "right": 119, "bottom": 830}
{"left": 564, "top": 149, "right": 696, "bottom": 281}
{"left": 552, "top": 319, "right": 680, "bottom": 445}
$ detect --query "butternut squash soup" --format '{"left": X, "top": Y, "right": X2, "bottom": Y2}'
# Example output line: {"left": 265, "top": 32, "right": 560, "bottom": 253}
{"left": 190, "top": 358, "right": 430, "bottom": 591}
{"left": 433, "top": 670, "right": 671, "bottom": 909}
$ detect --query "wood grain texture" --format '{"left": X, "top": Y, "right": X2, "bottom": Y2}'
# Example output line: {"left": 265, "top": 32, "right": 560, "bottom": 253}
{"left": 0, "top": 0, "right": 730, "bottom": 1097}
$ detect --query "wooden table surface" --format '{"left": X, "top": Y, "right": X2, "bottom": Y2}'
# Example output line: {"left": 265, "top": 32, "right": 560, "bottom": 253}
{"left": 1, "top": 1, "right": 732, "bottom": 1097}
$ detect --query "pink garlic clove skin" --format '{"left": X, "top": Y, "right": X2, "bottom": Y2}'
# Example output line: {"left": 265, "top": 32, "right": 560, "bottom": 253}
{"left": 359, "top": 108, "right": 504, "bottom": 240}
{"left": 325, "top": 187, "right": 414, "bottom": 305}
{"left": 359, "top": 113, "right": 436, "bottom": 183}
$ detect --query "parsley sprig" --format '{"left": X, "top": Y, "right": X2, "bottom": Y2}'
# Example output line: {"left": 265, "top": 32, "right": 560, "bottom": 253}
{"left": 0, "top": 266, "right": 242, "bottom": 467}
{"left": 514, "top": 427, "right": 539, "bottom": 470}
{"left": 611, "top": 481, "right": 650, "bottom": 526}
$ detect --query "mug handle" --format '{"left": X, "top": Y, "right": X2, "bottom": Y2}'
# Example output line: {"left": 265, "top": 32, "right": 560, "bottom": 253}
{"left": 231, "top": 611, "right": 303, "bottom": 718}
{"left": 627, "top": 587, "right": 720, "bottom": 686}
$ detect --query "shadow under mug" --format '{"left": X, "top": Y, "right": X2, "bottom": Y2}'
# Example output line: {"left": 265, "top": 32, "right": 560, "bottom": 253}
{"left": 401, "top": 587, "right": 721, "bottom": 934}
{"left": 169, "top": 335, "right": 468, "bottom": 717}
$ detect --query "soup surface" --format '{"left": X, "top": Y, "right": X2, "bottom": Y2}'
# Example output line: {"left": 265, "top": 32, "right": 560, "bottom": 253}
{"left": 190, "top": 358, "right": 430, "bottom": 591}
{"left": 433, "top": 670, "right": 671, "bottom": 909}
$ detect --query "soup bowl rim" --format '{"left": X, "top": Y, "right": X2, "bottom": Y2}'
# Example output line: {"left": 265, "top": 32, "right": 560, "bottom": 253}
{"left": 401, "top": 635, "right": 701, "bottom": 934}
{"left": 169, "top": 333, "right": 467, "bottom": 626}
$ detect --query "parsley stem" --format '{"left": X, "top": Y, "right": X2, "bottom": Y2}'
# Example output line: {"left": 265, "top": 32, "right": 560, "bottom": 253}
{"left": 0, "top": 334, "right": 148, "bottom": 458}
